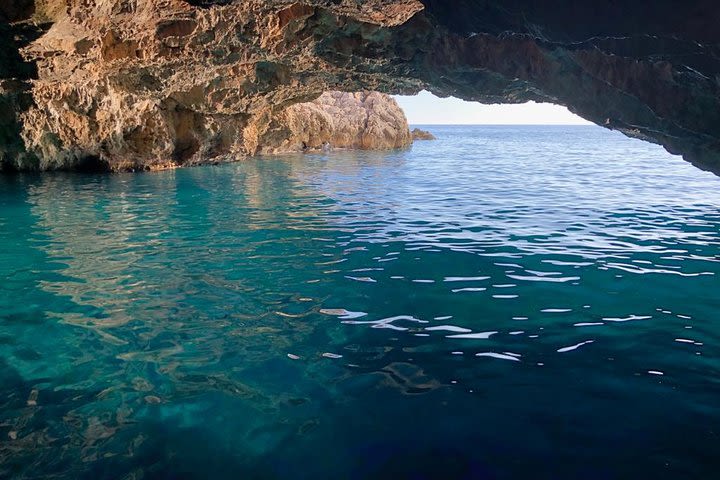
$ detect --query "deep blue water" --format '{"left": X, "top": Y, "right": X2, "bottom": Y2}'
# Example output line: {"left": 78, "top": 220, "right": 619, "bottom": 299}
{"left": 1, "top": 125, "right": 719, "bottom": 479}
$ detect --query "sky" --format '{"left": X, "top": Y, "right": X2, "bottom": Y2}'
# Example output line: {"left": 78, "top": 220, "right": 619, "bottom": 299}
{"left": 393, "top": 90, "right": 592, "bottom": 125}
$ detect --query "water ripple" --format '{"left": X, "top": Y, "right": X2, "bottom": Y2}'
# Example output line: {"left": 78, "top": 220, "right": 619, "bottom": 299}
{"left": 1, "top": 125, "right": 720, "bottom": 478}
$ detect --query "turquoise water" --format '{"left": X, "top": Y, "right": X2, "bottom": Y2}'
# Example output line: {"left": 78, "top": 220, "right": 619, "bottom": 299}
{"left": 1, "top": 125, "right": 719, "bottom": 479}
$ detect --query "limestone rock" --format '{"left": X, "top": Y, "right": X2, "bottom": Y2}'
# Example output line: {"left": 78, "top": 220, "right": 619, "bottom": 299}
{"left": 0, "top": 1, "right": 719, "bottom": 172}
{"left": 411, "top": 128, "right": 435, "bottom": 141}
{"left": 259, "top": 91, "right": 411, "bottom": 154}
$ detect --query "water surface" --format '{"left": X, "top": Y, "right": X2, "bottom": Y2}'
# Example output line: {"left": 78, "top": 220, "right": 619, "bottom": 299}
{"left": 1, "top": 125, "right": 719, "bottom": 479}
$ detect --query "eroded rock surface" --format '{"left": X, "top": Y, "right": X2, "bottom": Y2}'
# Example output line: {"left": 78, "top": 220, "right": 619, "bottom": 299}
{"left": 411, "top": 128, "right": 435, "bottom": 141}
{"left": 259, "top": 91, "right": 411, "bottom": 154}
{"left": 1, "top": 1, "right": 719, "bottom": 172}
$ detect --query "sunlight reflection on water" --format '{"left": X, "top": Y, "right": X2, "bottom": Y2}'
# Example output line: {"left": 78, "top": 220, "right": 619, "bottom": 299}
{"left": 1, "top": 126, "right": 720, "bottom": 479}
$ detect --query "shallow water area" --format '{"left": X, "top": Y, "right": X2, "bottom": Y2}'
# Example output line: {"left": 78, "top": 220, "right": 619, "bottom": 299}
{"left": 1, "top": 125, "right": 719, "bottom": 479}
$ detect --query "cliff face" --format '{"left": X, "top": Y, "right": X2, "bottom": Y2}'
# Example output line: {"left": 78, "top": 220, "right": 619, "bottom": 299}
{"left": 259, "top": 91, "right": 411, "bottom": 154}
{"left": 1, "top": 1, "right": 720, "bottom": 172}
{"left": 1, "top": 1, "right": 424, "bottom": 171}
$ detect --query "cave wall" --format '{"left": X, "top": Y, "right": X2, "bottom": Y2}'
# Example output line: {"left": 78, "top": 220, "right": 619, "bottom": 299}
{"left": 0, "top": 0, "right": 719, "bottom": 172}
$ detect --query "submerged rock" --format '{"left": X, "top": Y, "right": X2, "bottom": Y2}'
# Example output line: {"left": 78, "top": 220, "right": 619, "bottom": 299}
{"left": 411, "top": 128, "right": 436, "bottom": 141}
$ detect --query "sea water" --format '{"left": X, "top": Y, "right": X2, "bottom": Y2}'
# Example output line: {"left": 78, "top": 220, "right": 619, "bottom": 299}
{"left": 1, "top": 125, "right": 719, "bottom": 479}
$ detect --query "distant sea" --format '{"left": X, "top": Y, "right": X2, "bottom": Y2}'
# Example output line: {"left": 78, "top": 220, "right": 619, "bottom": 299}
{"left": 1, "top": 125, "right": 719, "bottom": 479}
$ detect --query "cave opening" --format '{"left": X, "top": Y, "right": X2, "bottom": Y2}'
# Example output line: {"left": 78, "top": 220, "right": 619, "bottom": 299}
{"left": 381, "top": 89, "right": 712, "bottom": 186}
{"left": 393, "top": 90, "right": 591, "bottom": 127}
{"left": 2, "top": 2, "right": 720, "bottom": 478}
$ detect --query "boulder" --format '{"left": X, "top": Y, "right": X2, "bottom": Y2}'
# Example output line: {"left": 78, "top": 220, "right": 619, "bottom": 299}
{"left": 411, "top": 128, "right": 436, "bottom": 141}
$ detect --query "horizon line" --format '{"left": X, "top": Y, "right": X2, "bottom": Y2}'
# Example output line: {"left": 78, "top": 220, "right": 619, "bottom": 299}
{"left": 409, "top": 123, "right": 596, "bottom": 126}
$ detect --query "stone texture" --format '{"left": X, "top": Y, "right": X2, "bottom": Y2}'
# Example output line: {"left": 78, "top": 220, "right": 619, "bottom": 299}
{"left": 259, "top": 91, "right": 411, "bottom": 154}
{"left": 411, "top": 128, "right": 435, "bottom": 141}
{"left": 0, "top": 1, "right": 719, "bottom": 172}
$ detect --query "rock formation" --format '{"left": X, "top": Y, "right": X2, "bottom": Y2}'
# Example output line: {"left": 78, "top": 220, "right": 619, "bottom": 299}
{"left": 1, "top": 1, "right": 719, "bottom": 172}
{"left": 258, "top": 91, "right": 411, "bottom": 154}
{"left": 411, "top": 128, "right": 435, "bottom": 141}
